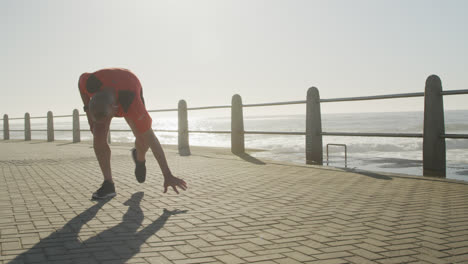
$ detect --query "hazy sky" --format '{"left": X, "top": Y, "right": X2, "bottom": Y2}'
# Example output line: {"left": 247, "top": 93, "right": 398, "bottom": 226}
{"left": 1, "top": 0, "right": 467, "bottom": 118}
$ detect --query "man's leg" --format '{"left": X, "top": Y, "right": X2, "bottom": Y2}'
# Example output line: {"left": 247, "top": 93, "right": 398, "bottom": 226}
{"left": 91, "top": 119, "right": 116, "bottom": 199}
{"left": 134, "top": 134, "right": 149, "bottom": 162}
{"left": 93, "top": 121, "right": 113, "bottom": 183}
{"left": 126, "top": 117, "right": 149, "bottom": 161}
{"left": 126, "top": 117, "right": 150, "bottom": 183}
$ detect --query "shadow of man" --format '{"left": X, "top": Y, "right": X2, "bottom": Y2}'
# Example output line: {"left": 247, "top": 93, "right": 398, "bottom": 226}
{"left": 81, "top": 192, "right": 187, "bottom": 263}
{"left": 9, "top": 198, "right": 111, "bottom": 263}
{"left": 9, "top": 193, "right": 187, "bottom": 264}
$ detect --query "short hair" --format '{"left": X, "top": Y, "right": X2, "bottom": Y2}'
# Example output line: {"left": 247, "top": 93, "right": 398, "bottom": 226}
{"left": 89, "top": 91, "right": 114, "bottom": 121}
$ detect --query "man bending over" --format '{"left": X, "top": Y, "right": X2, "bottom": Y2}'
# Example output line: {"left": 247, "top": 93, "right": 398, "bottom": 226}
{"left": 78, "top": 68, "right": 187, "bottom": 199}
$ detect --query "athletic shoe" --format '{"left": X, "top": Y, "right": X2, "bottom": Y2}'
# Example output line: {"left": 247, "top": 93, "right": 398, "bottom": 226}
{"left": 132, "top": 148, "right": 146, "bottom": 183}
{"left": 92, "top": 180, "right": 116, "bottom": 199}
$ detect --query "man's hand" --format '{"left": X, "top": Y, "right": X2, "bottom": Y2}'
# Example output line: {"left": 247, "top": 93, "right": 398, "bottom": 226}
{"left": 163, "top": 175, "right": 187, "bottom": 194}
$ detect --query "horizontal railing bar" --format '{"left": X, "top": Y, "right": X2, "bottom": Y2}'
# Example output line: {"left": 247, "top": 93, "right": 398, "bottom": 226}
{"left": 322, "top": 132, "right": 423, "bottom": 138}
{"left": 188, "top": 105, "right": 231, "bottom": 111}
{"left": 30, "top": 129, "right": 48, "bottom": 132}
{"left": 245, "top": 131, "right": 306, "bottom": 135}
{"left": 107, "top": 129, "right": 180, "bottom": 133}
{"left": 147, "top": 108, "right": 178, "bottom": 113}
{"left": 109, "top": 129, "right": 132, "bottom": 132}
{"left": 441, "top": 89, "right": 468, "bottom": 96}
{"left": 244, "top": 100, "right": 306, "bottom": 107}
{"left": 9, "top": 129, "right": 24, "bottom": 132}
{"left": 154, "top": 129, "right": 178, "bottom": 133}
{"left": 189, "top": 130, "right": 231, "bottom": 134}
{"left": 54, "top": 115, "right": 73, "bottom": 118}
{"left": 149, "top": 105, "right": 231, "bottom": 112}
{"left": 442, "top": 134, "right": 468, "bottom": 139}
{"left": 321, "top": 92, "right": 425, "bottom": 103}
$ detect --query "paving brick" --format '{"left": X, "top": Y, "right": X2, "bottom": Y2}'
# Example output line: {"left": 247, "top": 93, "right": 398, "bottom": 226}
{"left": 174, "top": 244, "right": 199, "bottom": 254}
{"left": 173, "top": 257, "right": 218, "bottom": 264}
{"left": 187, "top": 250, "right": 227, "bottom": 258}
{"left": 290, "top": 245, "right": 321, "bottom": 255}
{"left": 446, "top": 241, "right": 468, "bottom": 248}
{"left": 380, "top": 249, "right": 418, "bottom": 258}
{"left": 313, "top": 251, "right": 354, "bottom": 260}
{"left": 256, "top": 248, "right": 293, "bottom": 256}
{"left": 444, "top": 246, "right": 468, "bottom": 255}
{"left": 350, "top": 249, "right": 383, "bottom": 260}
{"left": 414, "top": 254, "right": 449, "bottom": 264}
{"left": 160, "top": 250, "right": 187, "bottom": 260}
{"left": 215, "top": 254, "right": 245, "bottom": 264}
{"left": 1, "top": 241, "right": 22, "bottom": 251}
{"left": 306, "top": 258, "right": 349, "bottom": 264}
{"left": 385, "top": 243, "right": 420, "bottom": 251}
{"left": 321, "top": 245, "right": 357, "bottom": 253}
{"left": 283, "top": 251, "right": 315, "bottom": 262}
{"left": 356, "top": 243, "right": 387, "bottom": 253}
{"left": 345, "top": 256, "right": 379, "bottom": 264}
{"left": 377, "top": 256, "right": 418, "bottom": 264}
{"left": 227, "top": 248, "right": 256, "bottom": 258}
{"left": 244, "top": 254, "right": 285, "bottom": 262}
{"left": 443, "top": 254, "right": 468, "bottom": 263}
{"left": 417, "top": 241, "right": 450, "bottom": 251}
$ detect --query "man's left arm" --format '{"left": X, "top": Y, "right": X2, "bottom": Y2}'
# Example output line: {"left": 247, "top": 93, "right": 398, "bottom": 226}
{"left": 143, "top": 129, "right": 187, "bottom": 194}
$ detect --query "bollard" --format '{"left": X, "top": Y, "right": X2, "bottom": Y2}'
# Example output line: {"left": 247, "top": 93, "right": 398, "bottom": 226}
{"left": 73, "top": 109, "right": 80, "bottom": 143}
{"left": 25, "top": 113, "right": 31, "bottom": 141}
{"left": 178, "top": 100, "right": 191, "bottom": 156}
{"left": 423, "top": 75, "right": 446, "bottom": 177}
{"left": 306, "top": 87, "right": 323, "bottom": 165}
{"left": 231, "top": 94, "right": 245, "bottom": 154}
{"left": 47, "top": 111, "right": 54, "bottom": 142}
{"left": 3, "top": 114, "right": 9, "bottom": 140}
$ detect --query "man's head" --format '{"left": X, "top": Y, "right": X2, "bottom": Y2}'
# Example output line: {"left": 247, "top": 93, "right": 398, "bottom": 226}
{"left": 89, "top": 90, "right": 116, "bottom": 123}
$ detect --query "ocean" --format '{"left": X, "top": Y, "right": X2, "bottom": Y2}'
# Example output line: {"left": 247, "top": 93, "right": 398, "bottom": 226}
{"left": 6, "top": 110, "right": 468, "bottom": 181}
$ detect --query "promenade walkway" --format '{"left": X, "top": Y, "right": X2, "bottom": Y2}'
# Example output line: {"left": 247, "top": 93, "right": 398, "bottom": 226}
{"left": 1, "top": 140, "right": 467, "bottom": 264}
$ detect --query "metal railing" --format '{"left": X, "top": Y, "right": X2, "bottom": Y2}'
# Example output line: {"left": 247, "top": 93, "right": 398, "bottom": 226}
{"left": 2, "top": 75, "right": 468, "bottom": 177}
{"left": 326, "top": 144, "right": 347, "bottom": 168}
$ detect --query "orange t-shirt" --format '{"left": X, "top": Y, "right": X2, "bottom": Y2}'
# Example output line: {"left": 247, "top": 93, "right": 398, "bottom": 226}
{"left": 78, "top": 68, "right": 152, "bottom": 133}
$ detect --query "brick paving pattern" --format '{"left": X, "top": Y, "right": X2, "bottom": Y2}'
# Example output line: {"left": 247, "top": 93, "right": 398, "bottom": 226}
{"left": 1, "top": 140, "right": 467, "bottom": 264}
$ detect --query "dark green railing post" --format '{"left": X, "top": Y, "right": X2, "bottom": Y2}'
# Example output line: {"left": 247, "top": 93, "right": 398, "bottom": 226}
{"left": 3, "top": 114, "right": 9, "bottom": 140}
{"left": 25, "top": 113, "right": 31, "bottom": 141}
{"left": 73, "top": 109, "right": 80, "bottom": 143}
{"left": 231, "top": 94, "right": 245, "bottom": 154}
{"left": 178, "top": 100, "right": 191, "bottom": 156}
{"left": 423, "top": 75, "right": 446, "bottom": 177}
{"left": 47, "top": 111, "right": 54, "bottom": 142}
{"left": 306, "top": 87, "right": 323, "bottom": 165}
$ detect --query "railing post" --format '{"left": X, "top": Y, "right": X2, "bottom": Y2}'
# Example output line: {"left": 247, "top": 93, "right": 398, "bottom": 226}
{"left": 47, "top": 111, "right": 54, "bottom": 142}
{"left": 231, "top": 94, "right": 245, "bottom": 154}
{"left": 306, "top": 87, "right": 323, "bottom": 165}
{"left": 25, "top": 113, "right": 31, "bottom": 141}
{"left": 73, "top": 109, "right": 80, "bottom": 143}
{"left": 3, "top": 114, "right": 9, "bottom": 140}
{"left": 178, "top": 100, "right": 191, "bottom": 156}
{"left": 423, "top": 75, "right": 446, "bottom": 177}
{"left": 107, "top": 130, "right": 111, "bottom": 144}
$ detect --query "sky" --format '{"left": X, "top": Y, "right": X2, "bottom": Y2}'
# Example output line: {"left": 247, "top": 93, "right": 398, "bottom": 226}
{"left": 1, "top": 0, "right": 467, "bottom": 118}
